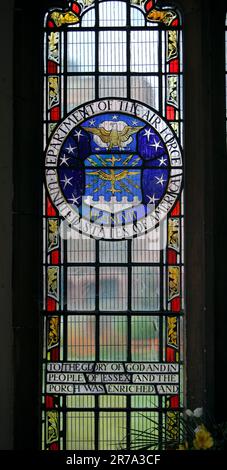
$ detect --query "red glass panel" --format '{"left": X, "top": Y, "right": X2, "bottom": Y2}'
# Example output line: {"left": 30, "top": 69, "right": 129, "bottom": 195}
{"left": 171, "top": 201, "right": 180, "bottom": 216}
{"left": 167, "top": 347, "right": 175, "bottom": 362}
{"left": 50, "top": 443, "right": 59, "bottom": 450}
{"left": 168, "top": 249, "right": 177, "bottom": 264}
{"left": 172, "top": 18, "right": 179, "bottom": 27}
{"left": 47, "top": 298, "right": 56, "bottom": 311}
{"left": 45, "top": 396, "right": 54, "bottom": 408}
{"left": 48, "top": 61, "right": 57, "bottom": 74}
{"left": 47, "top": 198, "right": 57, "bottom": 216}
{"left": 51, "top": 348, "right": 60, "bottom": 361}
{"left": 145, "top": 1, "right": 154, "bottom": 12}
{"left": 71, "top": 2, "right": 81, "bottom": 15}
{"left": 171, "top": 297, "right": 180, "bottom": 312}
{"left": 166, "top": 105, "right": 175, "bottom": 120}
{"left": 51, "top": 250, "right": 59, "bottom": 264}
{"left": 169, "top": 59, "right": 179, "bottom": 73}
{"left": 170, "top": 395, "right": 179, "bottom": 407}
{"left": 50, "top": 107, "right": 60, "bottom": 121}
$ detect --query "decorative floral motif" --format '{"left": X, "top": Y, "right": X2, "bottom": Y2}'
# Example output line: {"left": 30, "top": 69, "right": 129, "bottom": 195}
{"left": 46, "top": 411, "right": 59, "bottom": 444}
{"left": 48, "top": 316, "right": 60, "bottom": 350}
{"left": 167, "top": 31, "right": 178, "bottom": 61}
{"left": 50, "top": 10, "right": 79, "bottom": 27}
{"left": 48, "top": 76, "right": 60, "bottom": 109}
{"left": 48, "top": 218, "right": 59, "bottom": 252}
{"left": 47, "top": 266, "right": 59, "bottom": 301}
{"left": 167, "top": 316, "right": 178, "bottom": 348}
{"left": 168, "top": 266, "right": 180, "bottom": 301}
{"left": 168, "top": 218, "right": 180, "bottom": 251}
{"left": 48, "top": 32, "right": 60, "bottom": 63}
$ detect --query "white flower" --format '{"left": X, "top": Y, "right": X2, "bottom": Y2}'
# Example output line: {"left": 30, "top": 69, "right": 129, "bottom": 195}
{"left": 185, "top": 409, "right": 194, "bottom": 417}
{"left": 193, "top": 407, "right": 203, "bottom": 418}
{"left": 185, "top": 407, "right": 203, "bottom": 418}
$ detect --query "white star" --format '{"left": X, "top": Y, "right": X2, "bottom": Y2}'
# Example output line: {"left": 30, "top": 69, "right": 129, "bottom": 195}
{"left": 68, "top": 193, "right": 80, "bottom": 205}
{"left": 158, "top": 157, "right": 167, "bottom": 166}
{"left": 143, "top": 128, "right": 153, "bottom": 142}
{"left": 95, "top": 147, "right": 101, "bottom": 151}
{"left": 61, "top": 175, "right": 73, "bottom": 189}
{"left": 112, "top": 115, "right": 118, "bottom": 120}
{"left": 74, "top": 130, "right": 84, "bottom": 142}
{"left": 147, "top": 194, "right": 159, "bottom": 204}
{"left": 132, "top": 119, "right": 139, "bottom": 125}
{"left": 155, "top": 174, "right": 166, "bottom": 186}
{"left": 89, "top": 119, "right": 95, "bottom": 126}
{"left": 65, "top": 144, "right": 76, "bottom": 154}
{"left": 59, "top": 154, "right": 70, "bottom": 166}
{"left": 150, "top": 138, "right": 163, "bottom": 152}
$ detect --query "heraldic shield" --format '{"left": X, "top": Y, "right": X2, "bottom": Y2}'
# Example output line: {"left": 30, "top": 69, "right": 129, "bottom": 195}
{"left": 83, "top": 113, "right": 144, "bottom": 215}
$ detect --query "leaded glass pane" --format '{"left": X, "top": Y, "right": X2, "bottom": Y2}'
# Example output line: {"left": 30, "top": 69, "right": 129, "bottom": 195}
{"left": 67, "top": 267, "right": 96, "bottom": 311}
{"left": 99, "top": 267, "right": 128, "bottom": 311}
{"left": 99, "top": 31, "right": 127, "bottom": 72}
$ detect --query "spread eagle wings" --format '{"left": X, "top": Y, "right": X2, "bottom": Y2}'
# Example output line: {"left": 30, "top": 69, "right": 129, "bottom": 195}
{"left": 88, "top": 170, "right": 139, "bottom": 181}
{"left": 119, "top": 125, "right": 144, "bottom": 142}
{"left": 83, "top": 126, "right": 111, "bottom": 143}
{"left": 83, "top": 125, "right": 144, "bottom": 143}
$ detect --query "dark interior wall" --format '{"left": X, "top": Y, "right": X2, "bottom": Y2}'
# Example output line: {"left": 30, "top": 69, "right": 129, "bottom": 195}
{"left": 13, "top": 1, "right": 43, "bottom": 451}
{"left": 211, "top": 3, "right": 227, "bottom": 422}
{"left": 0, "top": 0, "right": 226, "bottom": 450}
{"left": 182, "top": 0, "right": 226, "bottom": 418}
{"left": 0, "top": 0, "right": 14, "bottom": 451}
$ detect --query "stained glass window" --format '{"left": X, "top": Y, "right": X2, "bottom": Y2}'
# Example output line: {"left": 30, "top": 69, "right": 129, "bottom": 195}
{"left": 42, "top": 0, "right": 184, "bottom": 450}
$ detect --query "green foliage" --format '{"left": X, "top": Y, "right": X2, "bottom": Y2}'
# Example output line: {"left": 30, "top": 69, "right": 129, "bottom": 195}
{"left": 120, "top": 408, "right": 227, "bottom": 451}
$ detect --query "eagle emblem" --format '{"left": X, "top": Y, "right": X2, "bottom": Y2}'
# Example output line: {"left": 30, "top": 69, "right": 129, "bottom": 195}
{"left": 88, "top": 169, "right": 140, "bottom": 195}
{"left": 83, "top": 122, "right": 144, "bottom": 150}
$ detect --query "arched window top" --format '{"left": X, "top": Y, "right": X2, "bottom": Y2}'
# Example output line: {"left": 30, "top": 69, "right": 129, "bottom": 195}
{"left": 45, "top": 0, "right": 181, "bottom": 28}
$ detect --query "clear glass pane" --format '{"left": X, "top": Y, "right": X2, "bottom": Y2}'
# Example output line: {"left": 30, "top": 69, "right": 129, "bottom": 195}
{"left": 132, "top": 231, "right": 160, "bottom": 263}
{"left": 131, "top": 30, "right": 159, "bottom": 72}
{"left": 99, "top": 395, "right": 127, "bottom": 408}
{"left": 99, "top": 75, "right": 127, "bottom": 98}
{"left": 99, "top": 31, "right": 127, "bottom": 72}
{"left": 67, "top": 76, "right": 95, "bottom": 112}
{"left": 131, "top": 76, "right": 159, "bottom": 109}
{"left": 67, "top": 31, "right": 95, "bottom": 72}
{"left": 67, "top": 315, "right": 96, "bottom": 360}
{"left": 131, "top": 316, "right": 159, "bottom": 361}
{"left": 99, "top": 267, "right": 128, "bottom": 310}
{"left": 99, "top": 1, "right": 126, "bottom": 27}
{"left": 131, "top": 6, "right": 146, "bottom": 27}
{"left": 81, "top": 7, "right": 95, "bottom": 27}
{"left": 66, "top": 395, "right": 95, "bottom": 408}
{"left": 99, "top": 315, "right": 128, "bottom": 360}
{"left": 67, "top": 238, "right": 96, "bottom": 263}
{"left": 130, "top": 412, "right": 159, "bottom": 447}
{"left": 66, "top": 412, "right": 95, "bottom": 450}
{"left": 131, "top": 395, "right": 159, "bottom": 408}
{"left": 67, "top": 267, "right": 96, "bottom": 310}
{"left": 99, "top": 241, "right": 127, "bottom": 263}
{"left": 132, "top": 267, "right": 160, "bottom": 311}
{"left": 99, "top": 412, "right": 126, "bottom": 450}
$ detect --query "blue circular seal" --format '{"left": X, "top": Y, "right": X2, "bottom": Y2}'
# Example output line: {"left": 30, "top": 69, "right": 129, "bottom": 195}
{"left": 45, "top": 98, "right": 183, "bottom": 239}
